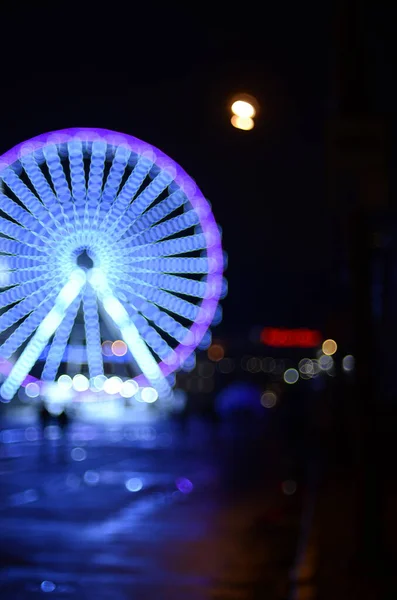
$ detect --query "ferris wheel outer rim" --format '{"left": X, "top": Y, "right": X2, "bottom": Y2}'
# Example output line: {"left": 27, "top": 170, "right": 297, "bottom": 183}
{"left": 0, "top": 127, "right": 224, "bottom": 391}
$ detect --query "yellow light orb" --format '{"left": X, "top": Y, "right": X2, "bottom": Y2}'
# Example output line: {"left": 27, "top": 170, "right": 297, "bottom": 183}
{"left": 231, "top": 115, "right": 254, "bottom": 131}
{"left": 231, "top": 99, "right": 256, "bottom": 119}
{"left": 322, "top": 339, "right": 337, "bottom": 356}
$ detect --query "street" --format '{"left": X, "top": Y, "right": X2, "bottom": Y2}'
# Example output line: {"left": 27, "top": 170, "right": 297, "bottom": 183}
{"left": 0, "top": 414, "right": 303, "bottom": 599}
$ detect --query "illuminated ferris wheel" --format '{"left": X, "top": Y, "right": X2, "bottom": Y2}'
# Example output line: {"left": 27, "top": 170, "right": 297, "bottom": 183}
{"left": 0, "top": 128, "right": 225, "bottom": 402}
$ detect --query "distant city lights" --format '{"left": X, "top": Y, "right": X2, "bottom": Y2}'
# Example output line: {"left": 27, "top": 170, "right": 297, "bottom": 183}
{"left": 260, "top": 391, "right": 277, "bottom": 408}
{"left": 208, "top": 344, "right": 225, "bottom": 362}
{"left": 343, "top": 354, "right": 355, "bottom": 372}
{"left": 322, "top": 339, "right": 337, "bottom": 356}
{"left": 319, "top": 354, "right": 334, "bottom": 370}
{"left": 283, "top": 368, "right": 299, "bottom": 384}
{"left": 261, "top": 327, "right": 322, "bottom": 348}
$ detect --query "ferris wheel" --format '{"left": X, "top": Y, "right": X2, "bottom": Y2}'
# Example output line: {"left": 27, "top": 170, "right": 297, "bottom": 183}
{"left": 0, "top": 128, "right": 225, "bottom": 402}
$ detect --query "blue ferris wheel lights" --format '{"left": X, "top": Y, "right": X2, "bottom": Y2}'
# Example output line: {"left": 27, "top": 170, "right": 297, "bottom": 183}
{"left": 0, "top": 128, "right": 225, "bottom": 400}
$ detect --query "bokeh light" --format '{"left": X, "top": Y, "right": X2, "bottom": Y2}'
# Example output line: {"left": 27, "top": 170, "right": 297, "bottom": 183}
{"left": 208, "top": 344, "right": 224, "bottom": 362}
{"left": 101, "top": 341, "right": 113, "bottom": 357}
{"left": 58, "top": 374, "right": 73, "bottom": 390}
{"left": 283, "top": 368, "right": 299, "bottom": 384}
{"left": 231, "top": 115, "right": 254, "bottom": 131}
{"left": 72, "top": 374, "right": 89, "bottom": 392}
{"left": 71, "top": 447, "right": 87, "bottom": 461}
{"left": 25, "top": 382, "right": 40, "bottom": 398}
{"left": 84, "top": 470, "right": 99, "bottom": 486}
{"left": 92, "top": 374, "right": 107, "bottom": 391}
{"left": 120, "top": 379, "right": 139, "bottom": 398}
{"left": 231, "top": 99, "right": 256, "bottom": 119}
{"left": 282, "top": 480, "right": 297, "bottom": 495}
{"left": 103, "top": 376, "right": 123, "bottom": 395}
{"left": 126, "top": 477, "right": 143, "bottom": 492}
{"left": 112, "top": 340, "right": 127, "bottom": 357}
{"left": 176, "top": 477, "right": 193, "bottom": 494}
{"left": 141, "top": 387, "right": 159, "bottom": 403}
{"left": 262, "top": 357, "right": 276, "bottom": 373}
{"left": 322, "top": 339, "right": 337, "bottom": 356}
{"left": 260, "top": 391, "right": 277, "bottom": 408}
{"left": 343, "top": 354, "right": 355, "bottom": 372}
{"left": 41, "top": 581, "right": 56, "bottom": 593}
{"left": 319, "top": 354, "right": 334, "bottom": 371}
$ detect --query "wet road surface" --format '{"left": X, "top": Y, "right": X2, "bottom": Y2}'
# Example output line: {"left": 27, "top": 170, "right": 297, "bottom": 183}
{"left": 0, "top": 416, "right": 303, "bottom": 599}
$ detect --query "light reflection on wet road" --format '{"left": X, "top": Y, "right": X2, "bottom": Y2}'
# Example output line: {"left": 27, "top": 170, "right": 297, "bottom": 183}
{"left": 0, "top": 417, "right": 302, "bottom": 599}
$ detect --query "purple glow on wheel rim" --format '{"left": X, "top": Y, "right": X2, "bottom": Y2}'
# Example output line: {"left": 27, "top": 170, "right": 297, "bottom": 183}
{"left": 0, "top": 128, "right": 224, "bottom": 390}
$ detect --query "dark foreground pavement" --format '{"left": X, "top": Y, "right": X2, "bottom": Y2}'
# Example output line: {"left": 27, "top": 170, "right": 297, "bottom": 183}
{"left": 0, "top": 415, "right": 304, "bottom": 599}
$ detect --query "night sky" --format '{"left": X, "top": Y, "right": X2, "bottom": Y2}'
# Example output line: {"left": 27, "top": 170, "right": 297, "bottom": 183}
{"left": 0, "top": 5, "right": 358, "bottom": 337}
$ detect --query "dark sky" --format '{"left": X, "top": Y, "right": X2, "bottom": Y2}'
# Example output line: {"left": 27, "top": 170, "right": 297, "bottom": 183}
{"left": 0, "top": 5, "right": 343, "bottom": 336}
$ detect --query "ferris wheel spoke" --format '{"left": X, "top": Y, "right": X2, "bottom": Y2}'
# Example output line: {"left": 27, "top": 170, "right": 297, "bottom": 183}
{"left": 0, "top": 269, "right": 86, "bottom": 400}
{"left": 0, "top": 215, "right": 51, "bottom": 250}
{"left": 0, "top": 255, "right": 50, "bottom": 269}
{"left": 0, "top": 276, "right": 56, "bottom": 309}
{"left": 96, "top": 146, "right": 130, "bottom": 225}
{"left": 120, "top": 210, "right": 200, "bottom": 252}
{"left": 100, "top": 155, "right": 153, "bottom": 232}
{"left": 43, "top": 145, "right": 76, "bottom": 224}
{"left": 90, "top": 274, "right": 172, "bottom": 395}
{"left": 68, "top": 141, "right": 87, "bottom": 224}
{"left": 1, "top": 169, "right": 60, "bottom": 237}
{"left": 126, "top": 256, "right": 211, "bottom": 273}
{"left": 121, "top": 270, "right": 207, "bottom": 299}
{"left": 20, "top": 154, "right": 69, "bottom": 233}
{"left": 4, "top": 267, "right": 57, "bottom": 287}
{"left": 112, "top": 169, "right": 175, "bottom": 241}
{"left": 117, "top": 280, "right": 198, "bottom": 322}
{"left": 111, "top": 189, "right": 187, "bottom": 241}
{"left": 42, "top": 294, "right": 82, "bottom": 381}
{"left": 127, "top": 309, "right": 178, "bottom": 362}
{"left": 82, "top": 285, "right": 103, "bottom": 378}
{"left": 133, "top": 298, "right": 195, "bottom": 346}
{"left": 0, "top": 192, "right": 51, "bottom": 240}
{"left": 87, "top": 141, "right": 107, "bottom": 227}
{"left": 0, "top": 239, "right": 47, "bottom": 257}
{"left": 0, "top": 281, "right": 62, "bottom": 339}
{"left": 0, "top": 291, "right": 63, "bottom": 359}
{"left": 121, "top": 233, "right": 209, "bottom": 260}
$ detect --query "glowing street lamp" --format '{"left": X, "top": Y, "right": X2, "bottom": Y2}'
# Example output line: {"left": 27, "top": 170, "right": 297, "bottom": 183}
{"left": 231, "top": 100, "right": 256, "bottom": 119}
{"left": 231, "top": 115, "right": 254, "bottom": 131}
{"left": 230, "top": 94, "right": 258, "bottom": 131}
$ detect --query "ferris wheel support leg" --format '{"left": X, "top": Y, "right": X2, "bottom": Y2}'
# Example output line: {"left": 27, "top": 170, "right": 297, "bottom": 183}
{"left": 0, "top": 269, "right": 86, "bottom": 401}
{"left": 89, "top": 270, "right": 172, "bottom": 399}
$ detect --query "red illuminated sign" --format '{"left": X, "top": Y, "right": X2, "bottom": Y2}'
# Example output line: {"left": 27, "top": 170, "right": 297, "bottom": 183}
{"left": 261, "top": 327, "right": 322, "bottom": 348}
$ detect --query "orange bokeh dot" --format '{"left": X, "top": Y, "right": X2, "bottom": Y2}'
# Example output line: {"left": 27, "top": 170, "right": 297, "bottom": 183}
{"left": 208, "top": 344, "right": 225, "bottom": 362}
{"left": 112, "top": 340, "right": 127, "bottom": 357}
